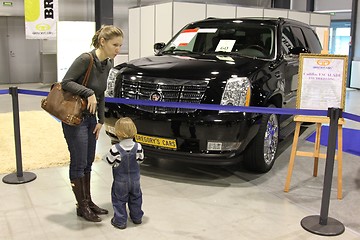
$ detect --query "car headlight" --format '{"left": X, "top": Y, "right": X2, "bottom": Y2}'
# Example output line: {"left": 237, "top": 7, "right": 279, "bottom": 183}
{"left": 105, "top": 68, "right": 120, "bottom": 97}
{"left": 220, "top": 77, "right": 251, "bottom": 113}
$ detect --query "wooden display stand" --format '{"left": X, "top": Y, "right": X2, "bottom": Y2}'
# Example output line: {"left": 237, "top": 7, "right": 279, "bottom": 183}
{"left": 284, "top": 115, "right": 344, "bottom": 199}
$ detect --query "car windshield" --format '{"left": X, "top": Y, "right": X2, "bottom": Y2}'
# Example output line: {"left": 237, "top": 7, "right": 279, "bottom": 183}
{"left": 162, "top": 20, "right": 276, "bottom": 59}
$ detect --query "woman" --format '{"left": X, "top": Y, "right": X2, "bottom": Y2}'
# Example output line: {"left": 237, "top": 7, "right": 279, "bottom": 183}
{"left": 61, "top": 25, "right": 124, "bottom": 222}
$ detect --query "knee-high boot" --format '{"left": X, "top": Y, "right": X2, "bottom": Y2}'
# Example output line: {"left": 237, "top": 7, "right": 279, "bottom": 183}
{"left": 71, "top": 177, "right": 102, "bottom": 222}
{"left": 84, "top": 172, "right": 109, "bottom": 215}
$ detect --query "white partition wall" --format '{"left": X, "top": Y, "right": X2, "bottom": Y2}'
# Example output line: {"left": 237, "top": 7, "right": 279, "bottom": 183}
{"left": 57, "top": 21, "right": 95, "bottom": 82}
{"left": 310, "top": 13, "right": 331, "bottom": 27}
{"left": 155, "top": 3, "right": 173, "bottom": 44}
{"left": 129, "top": 7, "right": 140, "bottom": 60}
{"left": 236, "top": 7, "right": 263, "bottom": 18}
{"left": 173, "top": 2, "right": 206, "bottom": 35}
{"left": 350, "top": 61, "right": 360, "bottom": 88}
{"left": 263, "top": 8, "right": 288, "bottom": 18}
{"left": 129, "top": 2, "right": 331, "bottom": 60}
{"left": 207, "top": 4, "right": 236, "bottom": 18}
{"left": 140, "top": 5, "right": 155, "bottom": 58}
{"left": 288, "top": 11, "right": 310, "bottom": 24}
{"left": 114, "top": 54, "right": 129, "bottom": 66}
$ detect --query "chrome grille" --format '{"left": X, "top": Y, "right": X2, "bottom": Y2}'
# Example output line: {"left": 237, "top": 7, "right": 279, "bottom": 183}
{"left": 119, "top": 76, "right": 208, "bottom": 114}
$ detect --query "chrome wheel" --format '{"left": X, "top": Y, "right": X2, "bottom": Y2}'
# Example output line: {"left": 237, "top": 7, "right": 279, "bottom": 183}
{"left": 263, "top": 113, "right": 279, "bottom": 165}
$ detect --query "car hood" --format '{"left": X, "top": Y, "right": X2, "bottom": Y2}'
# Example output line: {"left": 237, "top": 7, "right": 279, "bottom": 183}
{"left": 122, "top": 54, "right": 268, "bottom": 79}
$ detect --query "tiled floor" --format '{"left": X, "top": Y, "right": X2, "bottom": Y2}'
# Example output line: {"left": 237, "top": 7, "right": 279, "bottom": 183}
{"left": 1, "top": 83, "right": 360, "bottom": 240}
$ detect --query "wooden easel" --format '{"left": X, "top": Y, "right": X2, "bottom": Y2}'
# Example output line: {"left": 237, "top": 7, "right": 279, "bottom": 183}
{"left": 284, "top": 115, "right": 344, "bottom": 200}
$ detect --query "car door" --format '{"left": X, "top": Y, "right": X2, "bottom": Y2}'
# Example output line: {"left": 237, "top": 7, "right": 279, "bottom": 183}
{"left": 281, "top": 25, "right": 301, "bottom": 109}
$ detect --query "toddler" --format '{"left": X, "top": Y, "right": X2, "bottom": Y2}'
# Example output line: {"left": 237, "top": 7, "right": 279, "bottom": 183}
{"left": 106, "top": 117, "right": 144, "bottom": 229}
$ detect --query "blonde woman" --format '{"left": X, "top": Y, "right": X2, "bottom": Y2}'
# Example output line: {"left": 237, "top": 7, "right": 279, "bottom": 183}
{"left": 106, "top": 117, "right": 144, "bottom": 229}
{"left": 61, "top": 25, "right": 123, "bottom": 222}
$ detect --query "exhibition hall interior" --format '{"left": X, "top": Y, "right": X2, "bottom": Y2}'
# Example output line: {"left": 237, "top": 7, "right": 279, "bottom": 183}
{"left": 1, "top": 0, "right": 360, "bottom": 239}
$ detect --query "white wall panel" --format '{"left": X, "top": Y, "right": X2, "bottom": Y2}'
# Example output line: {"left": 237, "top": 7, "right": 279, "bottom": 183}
{"left": 114, "top": 54, "right": 129, "bottom": 66}
{"left": 155, "top": 2, "right": 173, "bottom": 44}
{"left": 173, "top": 2, "right": 206, "bottom": 35}
{"left": 57, "top": 21, "right": 95, "bottom": 82}
{"left": 288, "top": 11, "right": 310, "bottom": 24}
{"left": 140, "top": 5, "right": 155, "bottom": 58}
{"left": 236, "top": 7, "right": 263, "bottom": 17}
{"left": 263, "top": 9, "right": 288, "bottom": 18}
{"left": 310, "top": 13, "right": 331, "bottom": 27}
{"left": 315, "top": 0, "right": 352, "bottom": 11}
{"left": 207, "top": 4, "right": 236, "bottom": 18}
{"left": 129, "top": 7, "right": 140, "bottom": 61}
{"left": 350, "top": 61, "right": 360, "bottom": 88}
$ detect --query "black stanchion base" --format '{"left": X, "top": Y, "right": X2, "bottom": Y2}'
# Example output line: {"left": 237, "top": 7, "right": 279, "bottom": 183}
{"left": 2, "top": 172, "right": 37, "bottom": 184}
{"left": 301, "top": 215, "right": 345, "bottom": 236}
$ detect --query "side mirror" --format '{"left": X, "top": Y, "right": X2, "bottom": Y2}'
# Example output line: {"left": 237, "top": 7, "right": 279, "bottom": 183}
{"left": 154, "top": 42, "right": 165, "bottom": 54}
{"left": 289, "top": 47, "right": 310, "bottom": 55}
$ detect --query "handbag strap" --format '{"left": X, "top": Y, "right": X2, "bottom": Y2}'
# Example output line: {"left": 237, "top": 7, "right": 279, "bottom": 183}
{"left": 81, "top": 53, "right": 94, "bottom": 87}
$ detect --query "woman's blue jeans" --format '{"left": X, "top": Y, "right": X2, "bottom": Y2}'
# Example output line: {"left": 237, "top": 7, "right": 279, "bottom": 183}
{"left": 62, "top": 116, "right": 97, "bottom": 180}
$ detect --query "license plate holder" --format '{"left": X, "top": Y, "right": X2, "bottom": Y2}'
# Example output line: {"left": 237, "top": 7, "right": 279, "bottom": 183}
{"left": 135, "top": 134, "right": 177, "bottom": 150}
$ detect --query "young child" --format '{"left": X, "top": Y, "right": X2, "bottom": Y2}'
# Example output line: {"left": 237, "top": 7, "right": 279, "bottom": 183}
{"left": 106, "top": 117, "right": 144, "bottom": 229}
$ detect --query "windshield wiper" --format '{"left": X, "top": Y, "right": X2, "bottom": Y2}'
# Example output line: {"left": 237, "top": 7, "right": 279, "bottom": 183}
{"left": 162, "top": 49, "right": 194, "bottom": 54}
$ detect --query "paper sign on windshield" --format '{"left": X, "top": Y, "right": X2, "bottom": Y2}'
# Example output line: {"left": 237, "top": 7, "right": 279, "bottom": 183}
{"left": 173, "top": 29, "right": 198, "bottom": 47}
{"left": 215, "top": 40, "right": 236, "bottom": 52}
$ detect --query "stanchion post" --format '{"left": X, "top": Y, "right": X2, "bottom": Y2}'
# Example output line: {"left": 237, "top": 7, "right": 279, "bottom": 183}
{"left": 300, "top": 107, "right": 344, "bottom": 236}
{"left": 2, "top": 87, "right": 37, "bottom": 184}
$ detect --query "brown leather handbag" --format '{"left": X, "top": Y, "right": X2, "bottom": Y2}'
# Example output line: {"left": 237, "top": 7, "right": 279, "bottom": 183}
{"left": 41, "top": 53, "right": 94, "bottom": 126}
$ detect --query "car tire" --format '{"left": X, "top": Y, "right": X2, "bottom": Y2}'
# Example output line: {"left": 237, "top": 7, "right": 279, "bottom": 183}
{"left": 244, "top": 104, "right": 279, "bottom": 173}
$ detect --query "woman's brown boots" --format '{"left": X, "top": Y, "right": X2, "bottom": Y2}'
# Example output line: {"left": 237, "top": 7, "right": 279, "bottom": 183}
{"left": 71, "top": 177, "right": 101, "bottom": 222}
{"left": 84, "top": 173, "right": 109, "bottom": 215}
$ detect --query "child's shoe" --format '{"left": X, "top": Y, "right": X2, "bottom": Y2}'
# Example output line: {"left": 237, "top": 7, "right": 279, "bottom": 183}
{"left": 132, "top": 218, "right": 142, "bottom": 224}
{"left": 111, "top": 217, "right": 126, "bottom": 229}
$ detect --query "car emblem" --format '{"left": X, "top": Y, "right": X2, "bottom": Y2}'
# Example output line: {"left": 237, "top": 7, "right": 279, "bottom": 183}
{"left": 150, "top": 92, "right": 163, "bottom": 101}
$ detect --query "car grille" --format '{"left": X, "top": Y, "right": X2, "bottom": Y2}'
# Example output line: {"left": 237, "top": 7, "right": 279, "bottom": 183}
{"left": 118, "top": 75, "right": 208, "bottom": 114}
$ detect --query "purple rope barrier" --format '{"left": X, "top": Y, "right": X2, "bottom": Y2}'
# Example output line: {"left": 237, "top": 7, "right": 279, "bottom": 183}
{"left": 14, "top": 88, "right": 360, "bottom": 122}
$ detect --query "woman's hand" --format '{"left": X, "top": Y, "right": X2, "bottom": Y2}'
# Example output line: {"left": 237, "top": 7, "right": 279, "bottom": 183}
{"left": 93, "top": 123, "right": 103, "bottom": 140}
{"left": 87, "top": 94, "right": 97, "bottom": 114}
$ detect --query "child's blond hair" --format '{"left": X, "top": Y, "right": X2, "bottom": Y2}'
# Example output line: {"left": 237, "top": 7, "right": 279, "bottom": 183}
{"left": 115, "top": 117, "right": 137, "bottom": 140}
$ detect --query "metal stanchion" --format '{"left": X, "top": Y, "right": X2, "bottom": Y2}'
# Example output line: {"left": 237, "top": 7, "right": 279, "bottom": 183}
{"left": 2, "top": 87, "right": 37, "bottom": 184}
{"left": 300, "top": 107, "right": 344, "bottom": 236}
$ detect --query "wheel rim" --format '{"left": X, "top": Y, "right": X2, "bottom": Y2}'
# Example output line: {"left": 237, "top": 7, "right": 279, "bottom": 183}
{"left": 263, "top": 114, "right": 279, "bottom": 165}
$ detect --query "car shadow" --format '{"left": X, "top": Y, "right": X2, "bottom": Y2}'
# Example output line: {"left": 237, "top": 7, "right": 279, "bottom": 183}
{"left": 139, "top": 124, "right": 312, "bottom": 187}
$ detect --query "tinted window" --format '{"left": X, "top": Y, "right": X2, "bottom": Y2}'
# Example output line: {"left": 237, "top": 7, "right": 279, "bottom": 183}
{"left": 291, "top": 26, "right": 306, "bottom": 47}
{"left": 282, "top": 26, "right": 296, "bottom": 54}
{"left": 302, "top": 27, "right": 322, "bottom": 53}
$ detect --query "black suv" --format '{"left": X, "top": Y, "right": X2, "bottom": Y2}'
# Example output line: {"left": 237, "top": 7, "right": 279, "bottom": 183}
{"left": 104, "top": 17, "right": 322, "bottom": 173}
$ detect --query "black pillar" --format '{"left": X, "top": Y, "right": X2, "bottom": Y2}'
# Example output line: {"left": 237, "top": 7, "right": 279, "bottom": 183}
{"left": 95, "top": 0, "right": 113, "bottom": 30}
{"left": 271, "top": 0, "right": 290, "bottom": 9}
{"left": 306, "top": 0, "right": 314, "bottom": 12}
{"left": 349, "top": 0, "right": 359, "bottom": 85}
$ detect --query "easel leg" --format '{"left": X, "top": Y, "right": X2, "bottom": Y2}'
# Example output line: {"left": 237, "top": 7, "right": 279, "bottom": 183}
{"left": 284, "top": 122, "right": 301, "bottom": 192}
{"left": 313, "top": 123, "right": 322, "bottom": 177}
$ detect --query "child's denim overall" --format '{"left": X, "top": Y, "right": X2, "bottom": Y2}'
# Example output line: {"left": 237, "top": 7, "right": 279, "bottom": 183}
{"left": 111, "top": 143, "right": 144, "bottom": 225}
